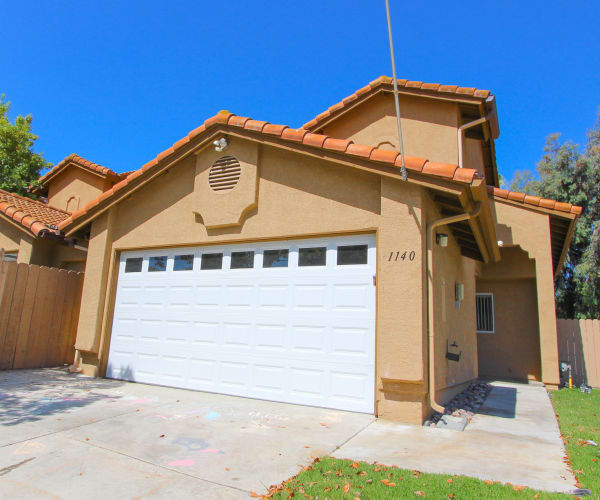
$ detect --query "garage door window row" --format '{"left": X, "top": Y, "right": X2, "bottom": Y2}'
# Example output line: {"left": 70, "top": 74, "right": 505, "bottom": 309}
{"left": 124, "top": 244, "right": 368, "bottom": 273}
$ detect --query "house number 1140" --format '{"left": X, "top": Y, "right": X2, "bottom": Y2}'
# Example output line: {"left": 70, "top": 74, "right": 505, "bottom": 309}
{"left": 388, "top": 251, "right": 416, "bottom": 262}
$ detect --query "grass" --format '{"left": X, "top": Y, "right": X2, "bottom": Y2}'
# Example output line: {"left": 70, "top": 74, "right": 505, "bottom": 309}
{"left": 261, "top": 456, "right": 573, "bottom": 499}
{"left": 551, "top": 387, "right": 600, "bottom": 496}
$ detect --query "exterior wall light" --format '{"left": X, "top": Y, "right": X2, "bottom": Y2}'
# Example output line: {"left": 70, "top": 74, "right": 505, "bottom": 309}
{"left": 436, "top": 233, "right": 449, "bottom": 247}
{"left": 213, "top": 137, "right": 228, "bottom": 152}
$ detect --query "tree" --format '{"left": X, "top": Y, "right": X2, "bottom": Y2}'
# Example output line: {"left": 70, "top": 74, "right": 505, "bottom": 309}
{"left": 0, "top": 95, "right": 51, "bottom": 196}
{"left": 504, "top": 113, "right": 600, "bottom": 319}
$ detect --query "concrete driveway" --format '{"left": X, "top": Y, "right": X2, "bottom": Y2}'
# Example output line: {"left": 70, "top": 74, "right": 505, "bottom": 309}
{"left": 0, "top": 368, "right": 374, "bottom": 499}
{"left": 0, "top": 370, "right": 576, "bottom": 498}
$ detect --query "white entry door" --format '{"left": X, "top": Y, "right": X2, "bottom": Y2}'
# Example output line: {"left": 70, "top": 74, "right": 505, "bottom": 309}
{"left": 107, "top": 235, "right": 376, "bottom": 413}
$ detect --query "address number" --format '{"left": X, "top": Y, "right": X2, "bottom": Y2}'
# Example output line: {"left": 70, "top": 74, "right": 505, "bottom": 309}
{"left": 388, "top": 251, "right": 416, "bottom": 262}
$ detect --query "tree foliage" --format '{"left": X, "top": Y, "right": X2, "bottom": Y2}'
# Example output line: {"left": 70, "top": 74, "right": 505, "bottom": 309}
{"left": 0, "top": 95, "right": 51, "bottom": 196}
{"left": 505, "top": 114, "right": 600, "bottom": 319}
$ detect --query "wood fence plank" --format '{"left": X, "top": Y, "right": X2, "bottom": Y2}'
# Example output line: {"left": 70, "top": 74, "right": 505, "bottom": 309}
{"left": 1, "top": 264, "right": 29, "bottom": 369}
{"left": 0, "top": 263, "right": 18, "bottom": 369}
{"left": 13, "top": 265, "right": 40, "bottom": 369}
{"left": 44, "top": 269, "right": 69, "bottom": 367}
{"left": 26, "top": 266, "right": 54, "bottom": 368}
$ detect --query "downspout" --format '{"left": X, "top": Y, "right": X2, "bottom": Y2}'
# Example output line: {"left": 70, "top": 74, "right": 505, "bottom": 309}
{"left": 427, "top": 202, "right": 481, "bottom": 414}
{"left": 457, "top": 100, "right": 496, "bottom": 169}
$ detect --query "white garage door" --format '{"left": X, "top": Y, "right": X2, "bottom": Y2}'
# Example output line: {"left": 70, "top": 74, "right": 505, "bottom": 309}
{"left": 107, "top": 235, "right": 376, "bottom": 413}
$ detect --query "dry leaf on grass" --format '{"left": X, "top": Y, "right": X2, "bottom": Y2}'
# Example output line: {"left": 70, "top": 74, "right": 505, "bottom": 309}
{"left": 414, "top": 491, "right": 426, "bottom": 496}
{"left": 350, "top": 462, "right": 359, "bottom": 469}
{"left": 447, "top": 478, "right": 453, "bottom": 484}
{"left": 344, "top": 483, "right": 351, "bottom": 493}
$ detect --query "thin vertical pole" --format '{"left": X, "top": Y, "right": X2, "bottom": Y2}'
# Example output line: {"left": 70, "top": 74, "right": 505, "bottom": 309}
{"left": 385, "top": 0, "right": 407, "bottom": 180}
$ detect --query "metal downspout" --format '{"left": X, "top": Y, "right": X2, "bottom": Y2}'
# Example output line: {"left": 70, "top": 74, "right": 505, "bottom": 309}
{"left": 457, "top": 102, "right": 496, "bottom": 169}
{"left": 427, "top": 203, "right": 481, "bottom": 414}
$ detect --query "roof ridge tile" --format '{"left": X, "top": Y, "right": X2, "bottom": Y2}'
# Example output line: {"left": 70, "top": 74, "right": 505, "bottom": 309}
{"left": 487, "top": 185, "right": 582, "bottom": 216}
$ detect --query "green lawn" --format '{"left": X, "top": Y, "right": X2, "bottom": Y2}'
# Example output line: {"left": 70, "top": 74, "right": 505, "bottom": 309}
{"left": 261, "top": 456, "right": 573, "bottom": 499}
{"left": 551, "top": 388, "right": 600, "bottom": 496}
{"left": 258, "top": 386, "right": 600, "bottom": 499}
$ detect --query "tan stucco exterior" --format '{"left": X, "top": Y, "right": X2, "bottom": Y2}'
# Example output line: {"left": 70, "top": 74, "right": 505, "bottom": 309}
{"left": 47, "top": 166, "right": 113, "bottom": 212}
{"left": 0, "top": 217, "right": 27, "bottom": 255}
{"left": 320, "top": 92, "right": 461, "bottom": 166}
{"left": 60, "top": 87, "right": 573, "bottom": 423}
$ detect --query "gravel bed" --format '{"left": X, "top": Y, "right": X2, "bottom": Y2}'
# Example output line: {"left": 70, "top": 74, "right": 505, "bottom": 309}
{"left": 427, "top": 381, "right": 492, "bottom": 426}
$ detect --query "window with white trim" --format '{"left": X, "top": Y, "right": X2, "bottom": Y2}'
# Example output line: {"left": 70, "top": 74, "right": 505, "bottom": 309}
{"left": 476, "top": 293, "right": 494, "bottom": 333}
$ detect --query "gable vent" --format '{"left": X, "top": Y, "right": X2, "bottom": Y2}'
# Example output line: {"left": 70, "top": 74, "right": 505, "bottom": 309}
{"left": 208, "top": 156, "right": 241, "bottom": 192}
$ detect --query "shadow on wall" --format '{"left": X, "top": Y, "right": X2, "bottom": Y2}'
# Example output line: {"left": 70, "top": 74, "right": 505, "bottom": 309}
{"left": 0, "top": 369, "right": 126, "bottom": 427}
{"left": 476, "top": 384, "right": 517, "bottom": 419}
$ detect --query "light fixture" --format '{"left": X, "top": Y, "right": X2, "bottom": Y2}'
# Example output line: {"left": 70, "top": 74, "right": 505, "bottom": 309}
{"left": 436, "top": 233, "right": 449, "bottom": 247}
{"left": 497, "top": 240, "right": 504, "bottom": 247}
{"left": 213, "top": 137, "right": 228, "bottom": 152}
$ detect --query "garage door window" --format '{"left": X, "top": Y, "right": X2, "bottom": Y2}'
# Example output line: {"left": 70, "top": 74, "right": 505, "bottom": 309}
{"left": 201, "top": 253, "right": 223, "bottom": 270}
{"left": 125, "top": 257, "right": 143, "bottom": 273}
{"left": 298, "top": 247, "right": 326, "bottom": 267}
{"left": 337, "top": 245, "right": 368, "bottom": 265}
{"left": 148, "top": 256, "right": 167, "bottom": 272}
{"left": 263, "top": 249, "right": 289, "bottom": 268}
{"left": 174, "top": 254, "right": 194, "bottom": 271}
{"left": 231, "top": 251, "right": 254, "bottom": 269}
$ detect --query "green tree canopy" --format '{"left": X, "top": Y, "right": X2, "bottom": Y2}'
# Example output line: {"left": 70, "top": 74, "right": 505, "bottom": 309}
{"left": 504, "top": 113, "right": 600, "bottom": 319}
{"left": 0, "top": 95, "right": 51, "bottom": 196}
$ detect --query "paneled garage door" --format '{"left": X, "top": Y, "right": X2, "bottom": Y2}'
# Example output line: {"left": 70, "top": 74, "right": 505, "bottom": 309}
{"left": 107, "top": 235, "right": 376, "bottom": 413}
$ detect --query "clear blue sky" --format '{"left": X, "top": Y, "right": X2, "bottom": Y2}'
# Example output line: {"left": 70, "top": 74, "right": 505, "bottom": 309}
{"left": 2, "top": 1, "right": 598, "bottom": 181}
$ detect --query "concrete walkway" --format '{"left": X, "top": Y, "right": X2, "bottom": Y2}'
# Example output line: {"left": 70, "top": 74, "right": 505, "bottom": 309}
{"left": 0, "top": 368, "right": 374, "bottom": 499}
{"left": 0, "top": 371, "right": 576, "bottom": 498}
{"left": 332, "top": 380, "right": 576, "bottom": 493}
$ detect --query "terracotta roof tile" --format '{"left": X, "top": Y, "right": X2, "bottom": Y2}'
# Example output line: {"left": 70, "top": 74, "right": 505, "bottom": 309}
{"left": 487, "top": 186, "right": 582, "bottom": 216}
{"left": 322, "top": 137, "right": 353, "bottom": 152}
{"left": 38, "top": 153, "right": 120, "bottom": 186}
{"left": 57, "top": 111, "right": 487, "bottom": 231}
{"left": 0, "top": 189, "right": 70, "bottom": 236}
{"left": 302, "top": 76, "right": 492, "bottom": 130}
{"left": 369, "top": 149, "right": 399, "bottom": 164}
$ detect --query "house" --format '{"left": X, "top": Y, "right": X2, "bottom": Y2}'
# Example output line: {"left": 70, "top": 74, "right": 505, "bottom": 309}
{"left": 30, "top": 77, "right": 584, "bottom": 423}
{"left": 0, "top": 155, "right": 129, "bottom": 271}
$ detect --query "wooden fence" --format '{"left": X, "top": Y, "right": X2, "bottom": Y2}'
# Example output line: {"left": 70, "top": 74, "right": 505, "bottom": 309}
{"left": 0, "top": 261, "right": 84, "bottom": 370}
{"left": 557, "top": 319, "right": 600, "bottom": 388}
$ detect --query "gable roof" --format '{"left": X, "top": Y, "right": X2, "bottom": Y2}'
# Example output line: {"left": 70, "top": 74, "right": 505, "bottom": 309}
{"left": 487, "top": 186, "right": 581, "bottom": 276}
{"left": 57, "top": 109, "right": 485, "bottom": 234}
{"left": 38, "top": 153, "right": 122, "bottom": 187}
{"left": 301, "top": 75, "right": 496, "bottom": 132}
{"left": 0, "top": 190, "right": 70, "bottom": 237}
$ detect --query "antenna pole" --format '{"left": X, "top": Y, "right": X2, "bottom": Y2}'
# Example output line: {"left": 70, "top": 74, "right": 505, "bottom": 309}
{"left": 385, "top": 0, "right": 407, "bottom": 180}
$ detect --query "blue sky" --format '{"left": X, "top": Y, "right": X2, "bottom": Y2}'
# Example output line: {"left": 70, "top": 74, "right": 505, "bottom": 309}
{"left": 2, "top": 1, "right": 598, "bottom": 181}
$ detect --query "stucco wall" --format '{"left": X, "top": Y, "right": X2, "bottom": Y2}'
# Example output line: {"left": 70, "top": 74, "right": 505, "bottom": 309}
{"left": 463, "top": 138, "right": 485, "bottom": 177}
{"left": 47, "top": 167, "right": 113, "bottom": 212}
{"left": 477, "top": 278, "right": 541, "bottom": 381}
{"left": 487, "top": 200, "right": 560, "bottom": 387}
{"left": 320, "top": 92, "right": 461, "bottom": 165}
{"left": 74, "top": 139, "right": 436, "bottom": 423}
{"left": 0, "top": 218, "right": 26, "bottom": 254}
{"left": 427, "top": 200, "right": 479, "bottom": 412}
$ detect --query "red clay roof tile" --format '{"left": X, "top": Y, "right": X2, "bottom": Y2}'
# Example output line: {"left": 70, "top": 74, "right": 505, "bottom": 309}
{"left": 281, "top": 128, "right": 308, "bottom": 142}
{"left": 322, "top": 137, "right": 353, "bottom": 152}
{"left": 263, "top": 124, "right": 288, "bottom": 136}
{"left": 244, "top": 120, "right": 268, "bottom": 132}
{"left": 346, "top": 143, "right": 375, "bottom": 158}
{"left": 302, "top": 133, "right": 328, "bottom": 148}
{"left": 487, "top": 186, "right": 582, "bottom": 216}
{"left": 38, "top": 153, "right": 120, "bottom": 187}
{"left": 369, "top": 149, "right": 399, "bottom": 164}
{"left": 228, "top": 116, "right": 251, "bottom": 128}
{"left": 396, "top": 156, "right": 428, "bottom": 172}
{"left": 302, "top": 76, "right": 491, "bottom": 131}
{"left": 422, "top": 161, "right": 458, "bottom": 179}
{"left": 0, "top": 189, "right": 70, "bottom": 236}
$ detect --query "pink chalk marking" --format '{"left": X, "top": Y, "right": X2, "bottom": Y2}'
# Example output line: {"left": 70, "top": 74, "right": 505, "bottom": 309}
{"left": 132, "top": 398, "right": 149, "bottom": 404}
{"left": 168, "top": 458, "right": 195, "bottom": 467}
{"left": 199, "top": 448, "right": 221, "bottom": 454}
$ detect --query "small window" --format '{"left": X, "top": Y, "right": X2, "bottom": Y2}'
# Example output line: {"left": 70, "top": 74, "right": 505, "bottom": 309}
{"left": 299, "top": 247, "right": 326, "bottom": 267}
{"left": 476, "top": 293, "right": 494, "bottom": 333}
{"left": 231, "top": 251, "right": 254, "bottom": 269}
{"left": 3, "top": 252, "right": 17, "bottom": 262}
{"left": 201, "top": 253, "right": 223, "bottom": 270}
{"left": 125, "top": 257, "right": 143, "bottom": 273}
{"left": 174, "top": 254, "right": 194, "bottom": 271}
{"left": 148, "top": 256, "right": 167, "bottom": 272}
{"left": 337, "top": 245, "right": 368, "bottom": 265}
{"left": 263, "top": 249, "right": 289, "bottom": 268}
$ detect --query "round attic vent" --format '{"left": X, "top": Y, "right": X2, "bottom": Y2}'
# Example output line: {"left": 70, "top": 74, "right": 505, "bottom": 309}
{"left": 208, "top": 155, "right": 241, "bottom": 192}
